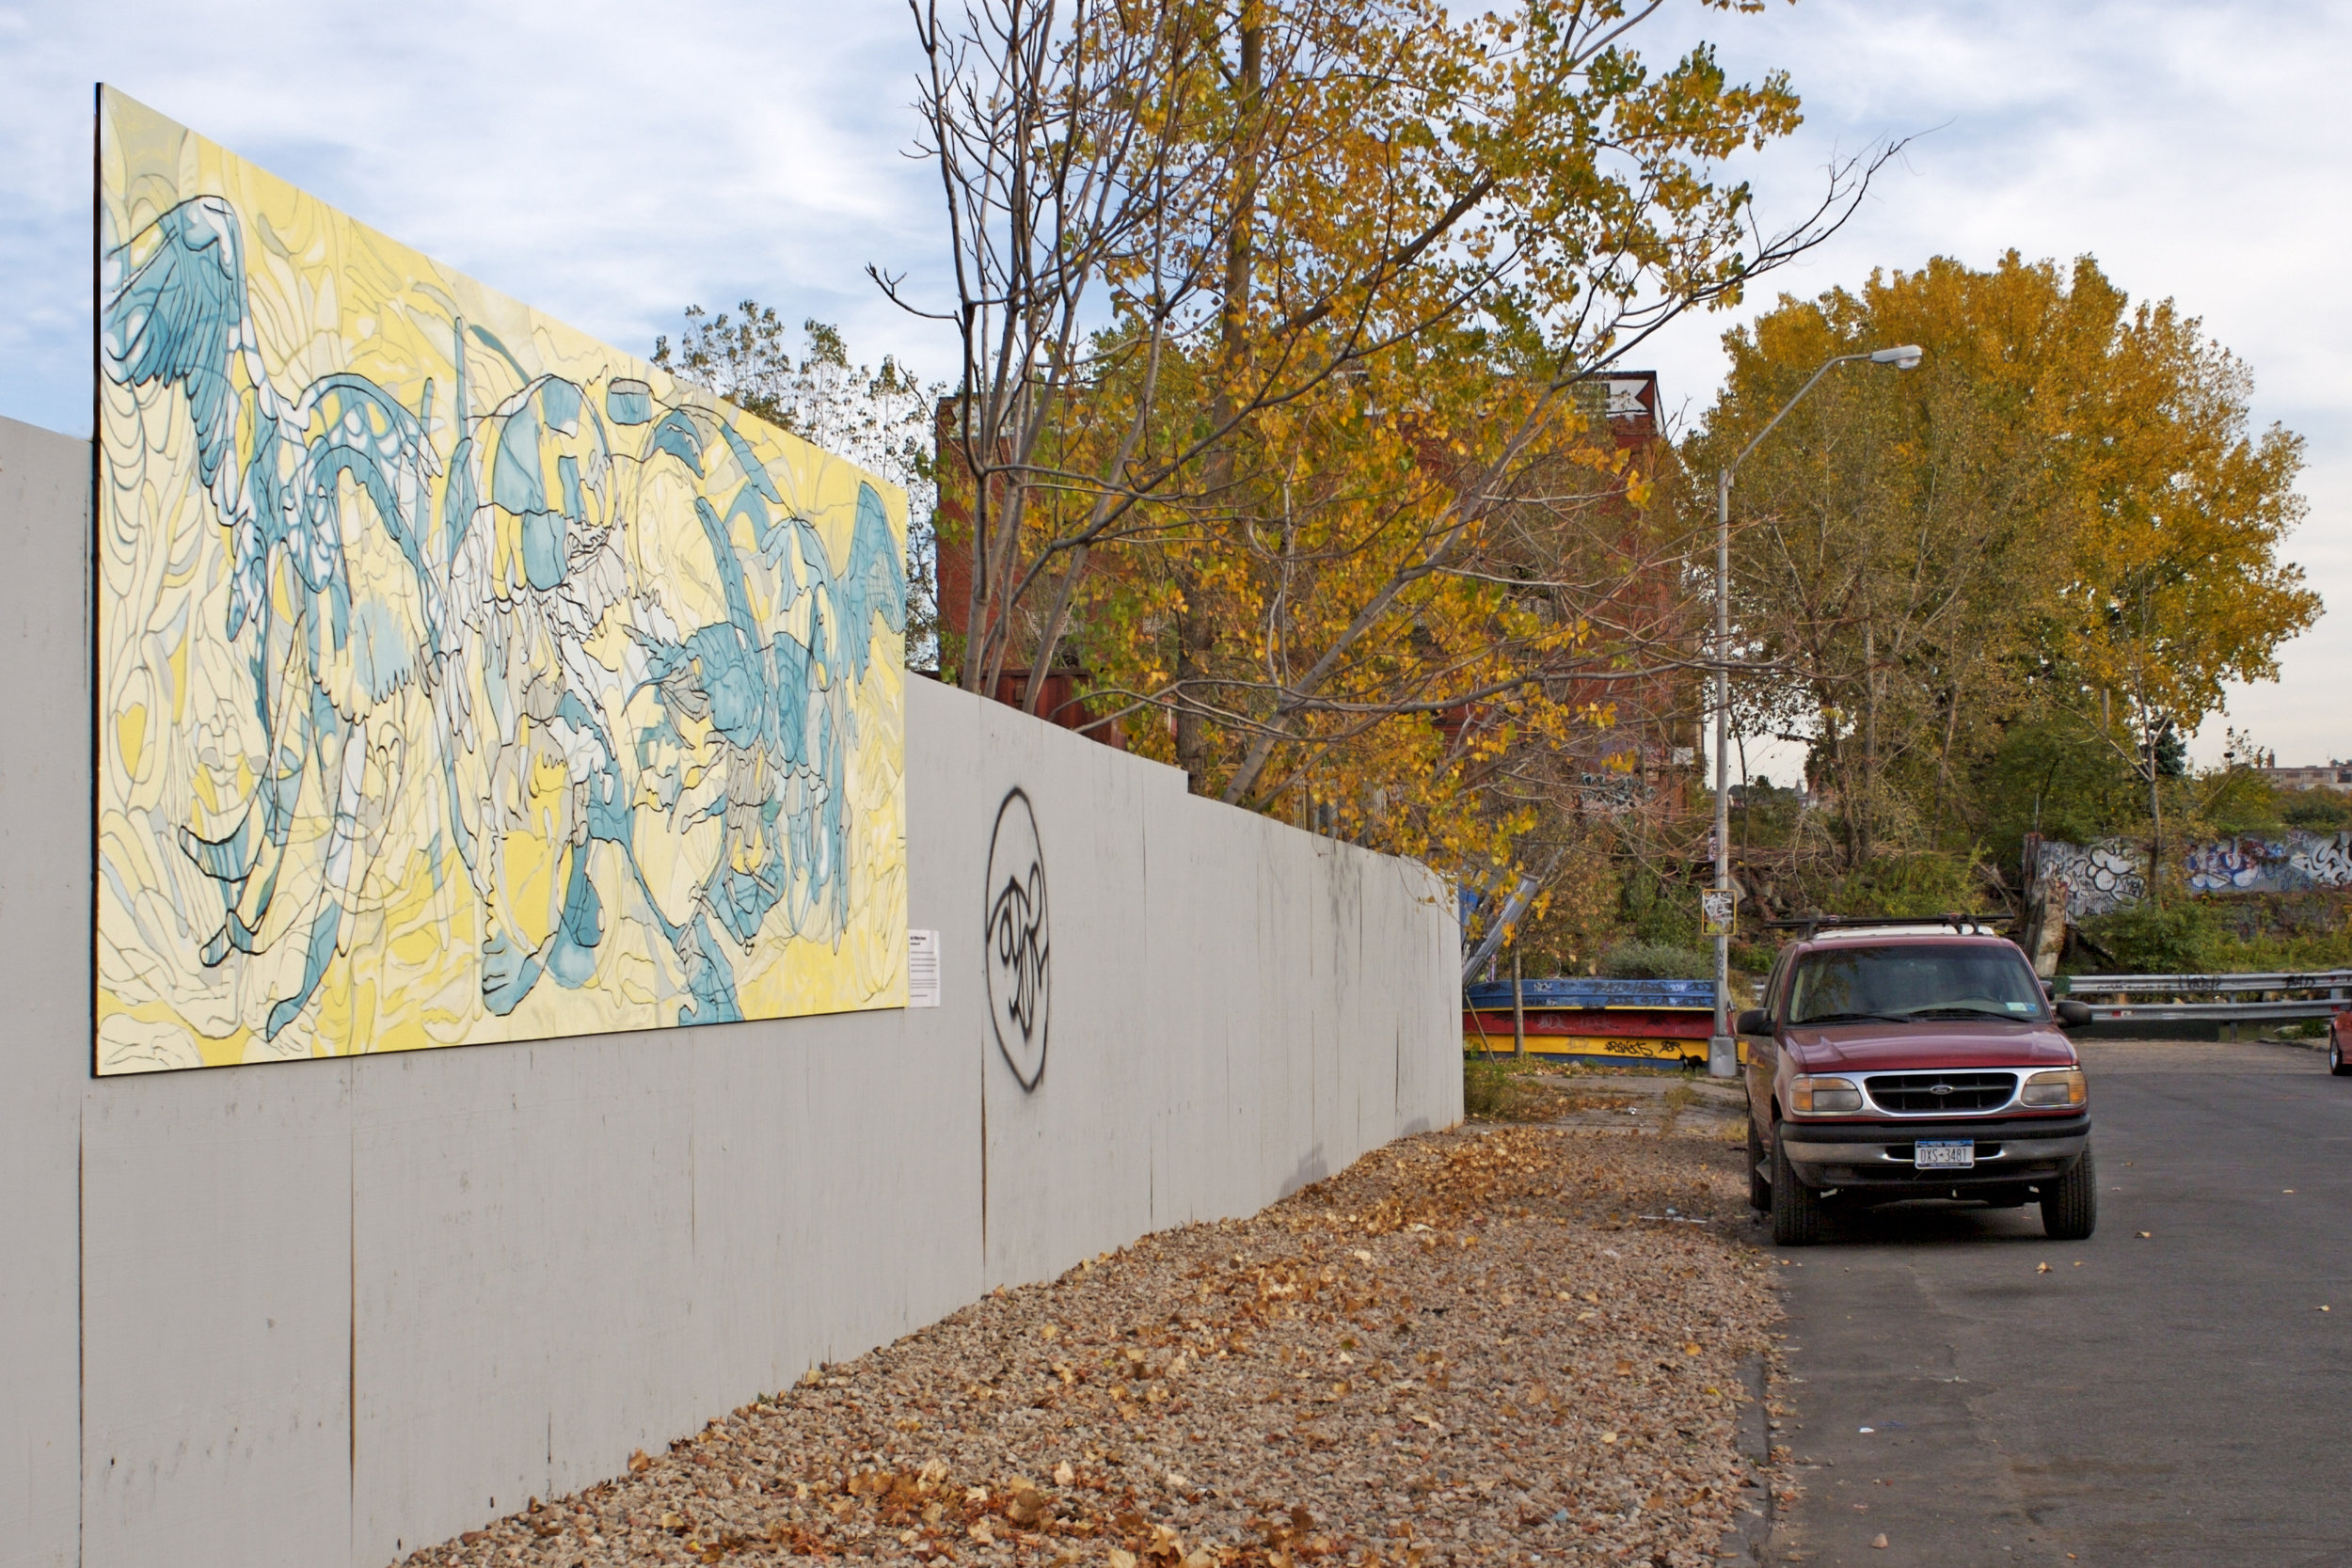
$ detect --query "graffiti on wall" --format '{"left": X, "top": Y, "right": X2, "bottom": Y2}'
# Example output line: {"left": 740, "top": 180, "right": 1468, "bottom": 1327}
{"left": 2180, "top": 832, "right": 2352, "bottom": 895}
{"left": 2034, "top": 840, "right": 2149, "bottom": 919}
{"left": 2037, "top": 832, "right": 2352, "bottom": 918}
{"left": 95, "top": 88, "right": 909, "bottom": 1073}
{"left": 984, "top": 788, "right": 1051, "bottom": 1091}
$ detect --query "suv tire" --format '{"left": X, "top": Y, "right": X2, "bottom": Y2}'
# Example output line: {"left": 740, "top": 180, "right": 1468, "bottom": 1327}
{"left": 2329, "top": 1037, "right": 2351, "bottom": 1076}
{"left": 2042, "top": 1146, "right": 2098, "bottom": 1241}
{"left": 1770, "top": 1120, "right": 1822, "bottom": 1246}
{"left": 1747, "top": 1117, "right": 1771, "bottom": 1212}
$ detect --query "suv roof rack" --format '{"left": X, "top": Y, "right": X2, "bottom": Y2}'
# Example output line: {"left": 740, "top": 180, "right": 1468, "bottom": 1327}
{"left": 1764, "top": 912, "right": 2015, "bottom": 942}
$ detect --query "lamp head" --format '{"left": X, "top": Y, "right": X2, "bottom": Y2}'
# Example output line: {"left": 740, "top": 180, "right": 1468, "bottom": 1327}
{"left": 1870, "top": 344, "right": 1925, "bottom": 371}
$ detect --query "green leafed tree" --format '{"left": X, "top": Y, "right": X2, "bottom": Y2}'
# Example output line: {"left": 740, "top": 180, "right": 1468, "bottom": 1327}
{"left": 1691, "top": 252, "right": 2321, "bottom": 887}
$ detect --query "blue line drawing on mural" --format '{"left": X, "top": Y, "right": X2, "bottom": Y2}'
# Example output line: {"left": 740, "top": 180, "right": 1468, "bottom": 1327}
{"left": 101, "top": 195, "right": 904, "bottom": 1040}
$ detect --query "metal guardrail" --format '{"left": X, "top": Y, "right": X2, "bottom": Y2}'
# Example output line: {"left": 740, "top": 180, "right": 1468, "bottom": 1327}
{"left": 2056, "top": 970, "right": 2352, "bottom": 1025}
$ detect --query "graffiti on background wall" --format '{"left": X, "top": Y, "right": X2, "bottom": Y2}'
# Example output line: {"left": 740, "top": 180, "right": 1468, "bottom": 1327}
{"left": 2035, "top": 840, "right": 2150, "bottom": 919}
{"left": 2180, "top": 832, "right": 2352, "bottom": 895}
{"left": 2038, "top": 832, "right": 2352, "bottom": 918}
{"left": 95, "top": 88, "right": 909, "bottom": 1074}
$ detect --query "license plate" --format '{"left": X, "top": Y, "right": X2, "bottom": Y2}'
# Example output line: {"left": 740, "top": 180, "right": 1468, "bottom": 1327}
{"left": 1915, "top": 1139, "right": 1975, "bottom": 1170}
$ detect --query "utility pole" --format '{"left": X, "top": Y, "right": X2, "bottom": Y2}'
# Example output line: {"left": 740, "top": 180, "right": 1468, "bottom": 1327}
{"left": 1708, "top": 344, "right": 1922, "bottom": 1077}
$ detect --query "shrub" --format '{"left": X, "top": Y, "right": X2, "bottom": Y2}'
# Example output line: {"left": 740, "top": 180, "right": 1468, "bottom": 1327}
{"left": 1620, "top": 867, "right": 1699, "bottom": 946}
{"left": 2280, "top": 788, "right": 2352, "bottom": 830}
{"left": 1463, "top": 1056, "right": 1524, "bottom": 1119}
{"left": 1822, "top": 850, "right": 1991, "bottom": 919}
{"left": 2076, "top": 899, "right": 2220, "bottom": 974}
{"left": 1599, "top": 939, "right": 1714, "bottom": 980}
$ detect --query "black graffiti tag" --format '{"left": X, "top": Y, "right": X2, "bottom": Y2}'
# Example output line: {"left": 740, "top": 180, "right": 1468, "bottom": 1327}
{"left": 990, "top": 864, "right": 1047, "bottom": 1041}
{"left": 984, "top": 788, "right": 1051, "bottom": 1091}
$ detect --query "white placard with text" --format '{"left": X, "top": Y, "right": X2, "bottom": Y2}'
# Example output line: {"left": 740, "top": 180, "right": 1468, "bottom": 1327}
{"left": 908, "top": 929, "right": 941, "bottom": 1007}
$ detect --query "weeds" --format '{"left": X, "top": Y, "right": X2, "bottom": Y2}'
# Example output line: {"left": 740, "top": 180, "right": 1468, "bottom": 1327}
{"left": 1463, "top": 1057, "right": 1527, "bottom": 1119}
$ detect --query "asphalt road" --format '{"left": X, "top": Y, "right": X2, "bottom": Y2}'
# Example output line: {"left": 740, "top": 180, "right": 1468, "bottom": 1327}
{"left": 1767, "top": 1039, "right": 2352, "bottom": 1568}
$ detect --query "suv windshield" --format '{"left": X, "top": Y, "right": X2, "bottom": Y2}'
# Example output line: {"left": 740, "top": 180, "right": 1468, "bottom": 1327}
{"left": 1786, "top": 942, "right": 2046, "bottom": 1025}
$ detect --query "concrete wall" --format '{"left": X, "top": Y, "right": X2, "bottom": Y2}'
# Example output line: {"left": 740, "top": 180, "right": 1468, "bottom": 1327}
{"left": 0, "top": 415, "right": 1460, "bottom": 1568}
{"left": 0, "top": 416, "right": 88, "bottom": 1568}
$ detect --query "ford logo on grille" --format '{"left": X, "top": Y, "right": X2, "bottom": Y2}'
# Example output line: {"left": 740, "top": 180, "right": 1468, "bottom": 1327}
{"left": 1928, "top": 1083, "right": 1956, "bottom": 1096}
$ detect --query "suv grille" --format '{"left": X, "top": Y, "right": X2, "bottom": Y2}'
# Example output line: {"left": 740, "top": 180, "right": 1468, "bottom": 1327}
{"left": 1864, "top": 1071, "right": 2017, "bottom": 1114}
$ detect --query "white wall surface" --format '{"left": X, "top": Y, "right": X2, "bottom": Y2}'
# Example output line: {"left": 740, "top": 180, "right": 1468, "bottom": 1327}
{"left": 0, "top": 415, "right": 87, "bottom": 1568}
{"left": 0, "top": 415, "right": 1460, "bottom": 1568}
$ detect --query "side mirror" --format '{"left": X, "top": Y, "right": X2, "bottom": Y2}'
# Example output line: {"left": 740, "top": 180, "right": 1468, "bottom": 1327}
{"left": 2054, "top": 999, "right": 2093, "bottom": 1029}
{"left": 1736, "top": 1008, "right": 1773, "bottom": 1037}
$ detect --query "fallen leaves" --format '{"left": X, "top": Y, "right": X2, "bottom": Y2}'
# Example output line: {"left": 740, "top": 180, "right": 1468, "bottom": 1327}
{"left": 395, "top": 1122, "right": 1775, "bottom": 1568}
{"left": 1006, "top": 1480, "right": 1054, "bottom": 1528}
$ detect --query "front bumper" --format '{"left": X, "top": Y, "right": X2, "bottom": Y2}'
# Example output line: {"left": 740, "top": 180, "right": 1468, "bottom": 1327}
{"left": 1779, "top": 1113, "right": 2090, "bottom": 1191}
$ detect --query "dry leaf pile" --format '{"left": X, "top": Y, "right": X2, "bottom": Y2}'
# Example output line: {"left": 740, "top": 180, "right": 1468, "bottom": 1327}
{"left": 399, "top": 1125, "right": 1775, "bottom": 1568}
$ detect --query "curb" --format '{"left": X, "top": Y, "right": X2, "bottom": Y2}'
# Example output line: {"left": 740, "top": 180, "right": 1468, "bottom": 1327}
{"left": 1717, "top": 1354, "right": 1774, "bottom": 1562}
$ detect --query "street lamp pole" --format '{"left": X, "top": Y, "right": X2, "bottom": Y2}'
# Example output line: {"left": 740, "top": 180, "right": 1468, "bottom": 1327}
{"left": 1708, "top": 343, "right": 1922, "bottom": 1079}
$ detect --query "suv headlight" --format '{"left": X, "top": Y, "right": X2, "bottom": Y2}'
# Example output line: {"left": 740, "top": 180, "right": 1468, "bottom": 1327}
{"left": 1789, "top": 1075, "right": 1863, "bottom": 1115}
{"left": 2021, "top": 1068, "right": 2087, "bottom": 1108}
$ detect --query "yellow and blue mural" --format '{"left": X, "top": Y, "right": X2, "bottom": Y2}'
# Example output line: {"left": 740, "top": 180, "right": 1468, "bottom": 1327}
{"left": 95, "top": 87, "right": 908, "bottom": 1073}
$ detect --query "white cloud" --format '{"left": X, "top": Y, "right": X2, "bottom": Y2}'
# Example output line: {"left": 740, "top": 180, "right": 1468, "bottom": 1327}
{"left": 0, "top": 0, "right": 954, "bottom": 438}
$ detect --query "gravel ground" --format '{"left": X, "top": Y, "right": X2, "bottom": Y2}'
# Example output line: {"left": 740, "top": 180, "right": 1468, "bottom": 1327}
{"left": 399, "top": 1110, "right": 1779, "bottom": 1568}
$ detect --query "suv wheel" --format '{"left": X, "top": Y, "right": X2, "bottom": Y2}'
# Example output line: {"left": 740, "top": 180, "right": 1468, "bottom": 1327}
{"left": 2041, "top": 1145, "right": 2098, "bottom": 1241}
{"left": 1747, "top": 1117, "right": 1771, "bottom": 1212}
{"left": 1770, "top": 1120, "right": 1822, "bottom": 1246}
{"left": 2330, "top": 1036, "right": 2351, "bottom": 1076}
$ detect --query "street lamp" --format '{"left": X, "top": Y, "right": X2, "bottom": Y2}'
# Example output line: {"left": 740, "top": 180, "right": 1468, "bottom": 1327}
{"left": 1707, "top": 344, "right": 1924, "bottom": 1079}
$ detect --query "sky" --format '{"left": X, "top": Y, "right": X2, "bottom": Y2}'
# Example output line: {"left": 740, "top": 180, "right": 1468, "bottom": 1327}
{"left": 4, "top": 0, "right": 2344, "bottom": 770}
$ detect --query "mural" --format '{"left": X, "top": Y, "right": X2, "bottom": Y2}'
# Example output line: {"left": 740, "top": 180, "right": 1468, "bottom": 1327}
{"left": 95, "top": 88, "right": 908, "bottom": 1073}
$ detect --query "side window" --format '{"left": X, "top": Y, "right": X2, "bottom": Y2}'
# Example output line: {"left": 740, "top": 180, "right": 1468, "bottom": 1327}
{"left": 1762, "top": 951, "right": 1791, "bottom": 1028}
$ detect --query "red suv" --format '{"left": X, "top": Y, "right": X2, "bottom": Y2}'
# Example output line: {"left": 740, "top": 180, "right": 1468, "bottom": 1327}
{"left": 1742, "top": 920, "right": 2098, "bottom": 1246}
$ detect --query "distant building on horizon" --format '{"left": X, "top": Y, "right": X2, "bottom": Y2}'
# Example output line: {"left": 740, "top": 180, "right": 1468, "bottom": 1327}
{"left": 2259, "top": 763, "right": 2352, "bottom": 794}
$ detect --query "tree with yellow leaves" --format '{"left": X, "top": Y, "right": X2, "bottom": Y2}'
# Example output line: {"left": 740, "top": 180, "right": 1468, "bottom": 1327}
{"left": 899, "top": 0, "right": 1883, "bottom": 884}
{"left": 1692, "top": 252, "right": 2319, "bottom": 886}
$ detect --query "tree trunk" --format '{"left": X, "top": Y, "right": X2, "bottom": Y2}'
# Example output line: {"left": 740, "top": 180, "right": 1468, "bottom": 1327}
{"left": 1512, "top": 946, "right": 1526, "bottom": 1060}
{"left": 1929, "top": 683, "right": 1962, "bottom": 851}
{"left": 1178, "top": 1, "right": 1263, "bottom": 795}
{"left": 1858, "top": 619, "right": 1878, "bottom": 869}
